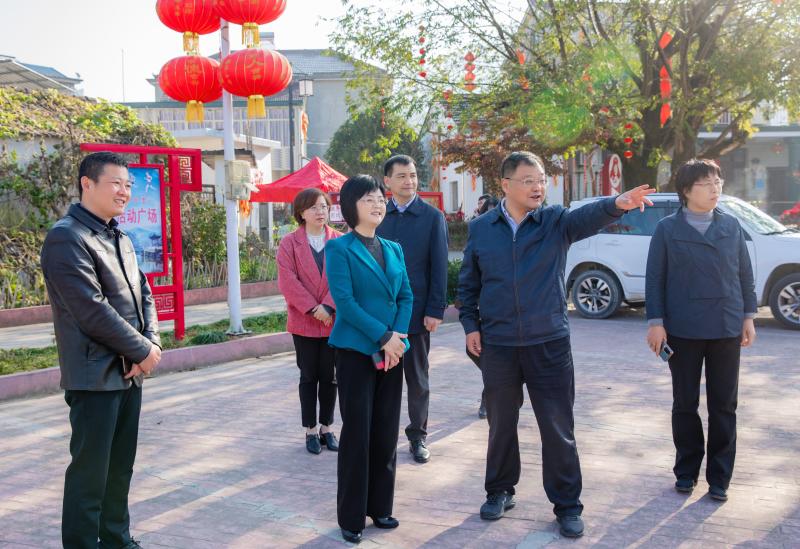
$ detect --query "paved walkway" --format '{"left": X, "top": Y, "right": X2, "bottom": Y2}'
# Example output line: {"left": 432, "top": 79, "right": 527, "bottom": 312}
{"left": 0, "top": 295, "right": 288, "bottom": 350}
{"left": 1, "top": 311, "right": 797, "bottom": 548}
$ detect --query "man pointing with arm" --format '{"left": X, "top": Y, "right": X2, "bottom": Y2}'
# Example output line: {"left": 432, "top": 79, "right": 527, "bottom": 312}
{"left": 458, "top": 151, "right": 653, "bottom": 538}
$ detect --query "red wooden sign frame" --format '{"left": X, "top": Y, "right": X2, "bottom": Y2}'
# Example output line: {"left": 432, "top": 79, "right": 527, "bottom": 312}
{"left": 80, "top": 143, "right": 203, "bottom": 340}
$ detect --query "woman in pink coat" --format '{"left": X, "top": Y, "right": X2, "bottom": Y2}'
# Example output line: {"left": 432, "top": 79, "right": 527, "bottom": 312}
{"left": 278, "top": 188, "right": 343, "bottom": 454}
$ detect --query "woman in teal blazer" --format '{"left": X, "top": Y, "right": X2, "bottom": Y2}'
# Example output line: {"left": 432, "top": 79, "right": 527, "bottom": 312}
{"left": 325, "top": 174, "right": 413, "bottom": 544}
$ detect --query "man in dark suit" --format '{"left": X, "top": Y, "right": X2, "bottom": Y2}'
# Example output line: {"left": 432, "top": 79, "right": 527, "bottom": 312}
{"left": 41, "top": 152, "right": 162, "bottom": 549}
{"left": 377, "top": 155, "right": 449, "bottom": 463}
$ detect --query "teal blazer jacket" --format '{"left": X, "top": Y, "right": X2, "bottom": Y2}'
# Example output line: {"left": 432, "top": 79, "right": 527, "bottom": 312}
{"left": 325, "top": 232, "right": 413, "bottom": 355}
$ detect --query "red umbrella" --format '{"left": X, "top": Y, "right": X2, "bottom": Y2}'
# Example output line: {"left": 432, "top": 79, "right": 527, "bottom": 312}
{"left": 249, "top": 157, "right": 347, "bottom": 203}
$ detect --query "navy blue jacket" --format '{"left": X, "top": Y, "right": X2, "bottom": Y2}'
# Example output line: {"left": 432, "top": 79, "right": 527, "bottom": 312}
{"left": 376, "top": 196, "right": 449, "bottom": 334}
{"left": 458, "top": 198, "right": 623, "bottom": 346}
{"left": 645, "top": 207, "right": 757, "bottom": 339}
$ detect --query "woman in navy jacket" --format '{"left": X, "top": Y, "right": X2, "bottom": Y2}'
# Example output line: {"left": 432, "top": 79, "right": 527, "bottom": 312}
{"left": 325, "top": 175, "right": 413, "bottom": 544}
{"left": 646, "top": 159, "right": 757, "bottom": 503}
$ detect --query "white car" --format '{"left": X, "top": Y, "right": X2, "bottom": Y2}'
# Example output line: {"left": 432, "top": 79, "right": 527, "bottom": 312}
{"left": 565, "top": 193, "right": 800, "bottom": 330}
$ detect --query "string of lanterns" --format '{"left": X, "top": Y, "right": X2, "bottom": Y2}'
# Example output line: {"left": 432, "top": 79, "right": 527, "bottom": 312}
{"left": 418, "top": 26, "right": 427, "bottom": 79}
{"left": 623, "top": 122, "right": 634, "bottom": 159}
{"left": 156, "top": 0, "right": 292, "bottom": 122}
{"left": 464, "top": 51, "right": 476, "bottom": 92}
{"left": 658, "top": 32, "right": 673, "bottom": 127}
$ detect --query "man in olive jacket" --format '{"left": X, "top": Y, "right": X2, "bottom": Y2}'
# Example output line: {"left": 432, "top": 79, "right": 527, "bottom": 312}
{"left": 41, "top": 152, "right": 162, "bottom": 549}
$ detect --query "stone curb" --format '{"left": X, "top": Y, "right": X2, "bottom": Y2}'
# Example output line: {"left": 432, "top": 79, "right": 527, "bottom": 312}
{"left": 0, "top": 281, "right": 281, "bottom": 329}
{"left": 0, "top": 306, "right": 461, "bottom": 402}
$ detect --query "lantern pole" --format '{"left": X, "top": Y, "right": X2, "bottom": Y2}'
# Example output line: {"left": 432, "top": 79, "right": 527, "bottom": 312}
{"left": 220, "top": 18, "right": 246, "bottom": 335}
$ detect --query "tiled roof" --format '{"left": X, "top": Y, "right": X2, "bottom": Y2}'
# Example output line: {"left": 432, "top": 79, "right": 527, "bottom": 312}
{"left": 20, "top": 62, "right": 81, "bottom": 82}
{"left": 281, "top": 49, "right": 356, "bottom": 76}
{"left": 209, "top": 49, "right": 361, "bottom": 76}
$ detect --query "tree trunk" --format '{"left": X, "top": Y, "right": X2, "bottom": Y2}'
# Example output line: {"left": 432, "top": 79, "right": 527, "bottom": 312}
{"left": 622, "top": 155, "right": 659, "bottom": 192}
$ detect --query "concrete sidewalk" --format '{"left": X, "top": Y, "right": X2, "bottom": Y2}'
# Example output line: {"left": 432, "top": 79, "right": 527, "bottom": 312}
{"left": 0, "top": 312, "right": 797, "bottom": 548}
{"left": 0, "top": 295, "right": 288, "bottom": 350}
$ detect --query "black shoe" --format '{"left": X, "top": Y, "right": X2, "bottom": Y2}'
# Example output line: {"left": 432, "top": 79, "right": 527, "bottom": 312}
{"left": 410, "top": 439, "right": 430, "bottom": 463}
{"left": 708, "top": 485, "right": 728, "bottom": 502}
{"left": 320, "top": 431, "right": 339, "bottom": 451}
{"left": 479, "top": 491, "right": 515, "bottom": 520}
{"left": 675, "top": 478, "right": 697, "bottom": 493}
{"left": 478, "top": 397, "right": 487, "bottom": 419}
{"left": 340, "top": 528, "right": 362, "bottom": 543}
{"left": 306, "top": 434, "right": 322, "bottom": 454}
{"left": 557, "top": 515, "right": 584, "bottom": 538}
{"left": 370, "top": 516, "right": 399, "bottom": 529}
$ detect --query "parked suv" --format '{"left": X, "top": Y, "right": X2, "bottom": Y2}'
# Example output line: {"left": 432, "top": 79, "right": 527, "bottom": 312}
{"left": 565, "top": 193, "right": 800, "bottom": 329}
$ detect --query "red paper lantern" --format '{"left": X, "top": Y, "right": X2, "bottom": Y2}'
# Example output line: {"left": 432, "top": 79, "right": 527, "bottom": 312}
{"left": 624, "top": 150, "right": 634, "bottom": 159}
{"left": 660, "top": 103, "right": 672, "bottom": 127}
{"left": 220, "top": 48, "right": 292, "bottom": 118}
{"left": 158, "top": 55, "right": 223, "bottom": 122}
{"left": 213, "top": 0, "right": 286, "bottom": 47}
{"left": 156, "top": 0, "right": 220, "bottom": 54}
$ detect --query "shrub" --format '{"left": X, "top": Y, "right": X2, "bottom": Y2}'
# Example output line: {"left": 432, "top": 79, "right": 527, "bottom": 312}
{"left": 446, "top": 259, "right": 462, "bottom": 305}
{"left": 447, "top": 220, "right": 468, "bottom": 251}
{"left": 182, "top": 200, "right": 227, "bottom": 264}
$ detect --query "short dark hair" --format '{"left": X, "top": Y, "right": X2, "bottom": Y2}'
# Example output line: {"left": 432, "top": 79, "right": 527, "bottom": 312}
{"left": 383, "top": 154, "right": 416, "bottom": 177}
{"left": 674, "top": 158, "right": 722, "bottom": 206}
{"left": 477, "top": 195, "right": 499, "bottom": 215}
{"left": 293, "top": 188, "right": 331, "bottom": 224}
{"left": 339, "top": 174, "right": 386, "bottom": 229}
{"left": 78, "top": 152, "right": 128, "bottom": 198}
{"left": 500, "top": 151, "right": 544, "bottom": 179}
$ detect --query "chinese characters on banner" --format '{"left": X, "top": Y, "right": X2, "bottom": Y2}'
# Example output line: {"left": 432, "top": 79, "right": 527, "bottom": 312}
{"left": 115, "top": 165, "right": 166, "bottom": 275}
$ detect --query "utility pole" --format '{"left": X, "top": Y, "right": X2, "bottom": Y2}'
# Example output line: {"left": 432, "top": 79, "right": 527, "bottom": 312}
{"left": 220, "top": 19, "right": 245, "bottom": 334}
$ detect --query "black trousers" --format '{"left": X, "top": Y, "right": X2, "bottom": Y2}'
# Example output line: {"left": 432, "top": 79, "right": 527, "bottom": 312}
{"left": 667, "top": 335, "right": 741, "bottom": 489}
{"left": 292, "top": 334, "right": 337, "bottom": 428}
{"left": 481, "top": 337, "right": 583, "bottom": 517}
{"left": 404, "top": 331, "right": 430, "bottom": 441}
{"left": 467, "top": 347, "right": 524, "bottom": 410}
{"left": 62, "top": 385, "right": 142, "bottom": 549}
{"left": 336, "top": 348, "right": 404, "bottom": 532}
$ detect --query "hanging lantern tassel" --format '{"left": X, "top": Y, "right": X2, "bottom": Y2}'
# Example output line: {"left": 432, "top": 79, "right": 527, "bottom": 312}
{"left": 239, "top": 199, "right": 251, "bottom": 217}
{"left": 242, "top": 22, "right": 260, "bottom": 48}
{"left": 185, "top": 100, "right": 205, "bottom": 122}
{"left": 247, "top": 95, "right": 266, "bottom": 118}
{"left": 183, "top": 31, "right": 200, "bottom": 55}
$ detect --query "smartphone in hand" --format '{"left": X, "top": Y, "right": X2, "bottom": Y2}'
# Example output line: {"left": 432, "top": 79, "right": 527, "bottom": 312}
{"left": 659, "top": 341, "right": 674, "bottom": 362}
{"left": 371, "top": 351, "right": 385, "bottom": 370}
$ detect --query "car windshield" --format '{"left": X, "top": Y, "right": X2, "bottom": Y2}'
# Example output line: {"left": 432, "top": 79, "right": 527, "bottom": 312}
{"left": 720, "top": 197, "right": 790, "bottom": 235}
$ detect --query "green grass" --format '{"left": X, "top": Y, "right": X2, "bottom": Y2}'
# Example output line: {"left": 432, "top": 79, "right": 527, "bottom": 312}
{"left": 0, "top": 311, "right": 288, "bottom": 377}
{"left": 0, "top": 347, "right": 60, "bottom": 376}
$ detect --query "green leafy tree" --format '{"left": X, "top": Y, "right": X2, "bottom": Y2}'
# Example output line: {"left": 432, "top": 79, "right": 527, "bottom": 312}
{"left": 332, "top": 0, "right": 800, "bottom": 189}
{"left": 326, "top": 107, "right": 427, "bottom": 183}
{"left": 0, "top": 88, "right": 177, "bottom": 227}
